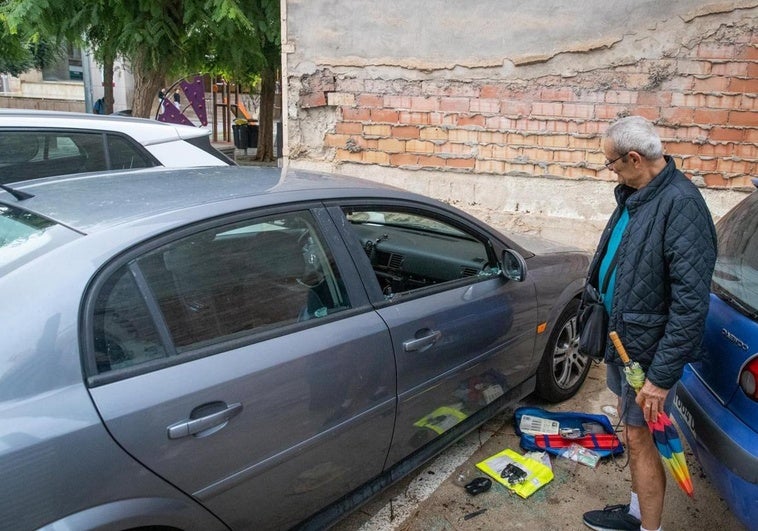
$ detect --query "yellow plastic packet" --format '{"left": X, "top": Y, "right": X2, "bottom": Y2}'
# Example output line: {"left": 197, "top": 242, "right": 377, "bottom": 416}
{"left": 475, "top": 448, "right": 553, "bottom": 498}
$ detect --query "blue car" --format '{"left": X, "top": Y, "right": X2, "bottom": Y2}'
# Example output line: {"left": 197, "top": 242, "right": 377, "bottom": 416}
{"left": 673, "top": 179, "right": 758, "bottom": 530}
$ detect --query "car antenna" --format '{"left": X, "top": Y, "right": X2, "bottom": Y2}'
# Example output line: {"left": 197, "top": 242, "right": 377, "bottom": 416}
{"left": 0, "top": 183, "right": 34, "bottom": 201}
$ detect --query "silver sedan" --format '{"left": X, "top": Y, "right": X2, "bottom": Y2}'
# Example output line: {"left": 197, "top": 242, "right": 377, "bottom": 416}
{"left": 0, "top": 166, "right": 590, "bottom": 530}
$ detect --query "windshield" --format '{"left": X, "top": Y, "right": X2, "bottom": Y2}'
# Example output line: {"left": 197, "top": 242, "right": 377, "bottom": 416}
{"left": 0, "top": 204, "right": 79, "bottom": 276}
{"left": 711, "top": 191, "right": 758, "bottom": 318}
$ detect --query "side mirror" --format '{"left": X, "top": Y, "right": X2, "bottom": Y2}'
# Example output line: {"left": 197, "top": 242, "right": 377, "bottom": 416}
{"left": 501, "top": 248, "right": 527, "bottom": 282}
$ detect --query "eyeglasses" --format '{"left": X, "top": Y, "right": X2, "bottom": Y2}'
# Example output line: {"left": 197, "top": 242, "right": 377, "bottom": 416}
{"left": 604, "top": 152, "right": 628, "bottom": 170}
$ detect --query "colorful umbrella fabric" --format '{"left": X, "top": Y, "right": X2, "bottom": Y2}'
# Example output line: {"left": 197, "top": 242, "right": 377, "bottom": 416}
{"left": 648, "top": 410, "right": 695, "bottom": 496}
{"left": 608, "top": 331, "right": 695, "bottom": 497}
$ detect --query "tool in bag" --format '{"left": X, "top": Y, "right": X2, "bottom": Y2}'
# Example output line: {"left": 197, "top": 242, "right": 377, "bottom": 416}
{"left": 514, "top": 406, "right": 623, "bottom": 458}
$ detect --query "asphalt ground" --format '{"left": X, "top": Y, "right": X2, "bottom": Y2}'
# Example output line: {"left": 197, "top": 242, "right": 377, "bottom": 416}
{"left": 332, "top": 362, "right": 745, "bottom": 531}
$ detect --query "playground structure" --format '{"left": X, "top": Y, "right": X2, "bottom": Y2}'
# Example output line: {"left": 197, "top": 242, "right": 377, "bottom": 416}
{"left": 156, "top": 74, "right": 259, "bottom": 146}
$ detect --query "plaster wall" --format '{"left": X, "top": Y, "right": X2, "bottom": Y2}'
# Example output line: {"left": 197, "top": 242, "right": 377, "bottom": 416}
{"left": 287, "top": 0, "right": 745, "bottom": 75}
{"left": 282, "top": 0, "right": 758, "bottom": 249}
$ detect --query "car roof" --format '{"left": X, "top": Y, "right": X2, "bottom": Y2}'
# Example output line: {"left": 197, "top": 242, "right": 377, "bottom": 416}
{"left": 0, "top": 166, "right": 410, "bottom": 233}
{"left": 0, "top": 109, "right": 211, "bottom": 144}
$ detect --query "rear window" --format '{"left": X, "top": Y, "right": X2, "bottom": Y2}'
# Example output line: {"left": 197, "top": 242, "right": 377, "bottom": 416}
{"left": 0, "top": 130, "right": 157, "bottom": 183}
{"left": 712, "top": 190, "right": 758, "bottom": 318}
{"left": 0, "top": 204, "right": 79, "bottom": 275}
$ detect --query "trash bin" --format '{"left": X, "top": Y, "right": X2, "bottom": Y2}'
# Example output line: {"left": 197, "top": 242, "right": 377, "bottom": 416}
{"left": 247, "top": 124, "right": 259, "bottom": 148}
{"left": 232, "top": 124, "right": 249, "bottom": 149}
{"left": 276, "top": 121, "right": 283, "bottom": 158}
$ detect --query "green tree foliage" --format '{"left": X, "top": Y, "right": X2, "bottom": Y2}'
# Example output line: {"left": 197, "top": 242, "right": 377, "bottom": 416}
{"left": 0, "top": 11, "right": 65, "bottom": 77}
{"left": 3, "top": 0, "right": 280, "bottom": 160}
{"left": 0, "top": 14, "right": 35, "bottom": 76}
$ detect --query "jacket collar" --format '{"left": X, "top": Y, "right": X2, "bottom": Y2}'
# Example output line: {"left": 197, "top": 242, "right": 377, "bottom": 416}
{"left": 614, "top": 155, "right": 676, "bottom": 211}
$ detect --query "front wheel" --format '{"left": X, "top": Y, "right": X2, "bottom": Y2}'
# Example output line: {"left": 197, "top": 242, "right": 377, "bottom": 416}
{"left": 535, "top": 299, "right": 591, "bottom": 402}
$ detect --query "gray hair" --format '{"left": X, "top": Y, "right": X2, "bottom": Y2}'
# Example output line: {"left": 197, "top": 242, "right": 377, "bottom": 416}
{"left": 605, "top": 116, "right": 663, "bottom": 159}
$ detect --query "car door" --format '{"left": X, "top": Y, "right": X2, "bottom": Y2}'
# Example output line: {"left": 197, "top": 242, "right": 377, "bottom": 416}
{"left": 82, "top": 207, "right": 396, "bottom": 530}
{"left": 327, "top": 202, "right": 539, "bottom": 466}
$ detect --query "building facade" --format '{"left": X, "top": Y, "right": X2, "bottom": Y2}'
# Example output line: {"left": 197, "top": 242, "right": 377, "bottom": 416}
{"left": 281, "top": 0, "right": 758, "bottom": 249}
{"left": 0, "top": 48, "right": 133, "bottom": 115}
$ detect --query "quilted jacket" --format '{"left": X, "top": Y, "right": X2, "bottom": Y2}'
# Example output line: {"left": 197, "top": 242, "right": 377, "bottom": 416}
{"left": 586, "top": 156, "right": 717, "bottom": 390}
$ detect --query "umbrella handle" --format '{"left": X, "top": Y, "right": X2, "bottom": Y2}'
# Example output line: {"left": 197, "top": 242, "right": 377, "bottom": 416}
{"left": 609, "top": 331, "right": 632, "bottom": 365}
{"left": 610, "top": 331, "right": 645, "bottom": 391}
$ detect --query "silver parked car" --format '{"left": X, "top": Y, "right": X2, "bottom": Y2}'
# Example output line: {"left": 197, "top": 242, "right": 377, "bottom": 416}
{"left": 0, "top": 166, "right": 590, "bottom": 530}
{"left": 0, "top": 109, "right": 234, "bottom": 184}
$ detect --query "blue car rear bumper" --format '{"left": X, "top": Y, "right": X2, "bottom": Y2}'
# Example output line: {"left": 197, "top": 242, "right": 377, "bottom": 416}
{"left": 673, "top": 366, "right": 758, "bottom": 529}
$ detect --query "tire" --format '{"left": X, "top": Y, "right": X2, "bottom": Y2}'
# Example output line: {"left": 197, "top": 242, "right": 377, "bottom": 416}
{"left": 535, "top": 298, "right": 591, "bottom": 402}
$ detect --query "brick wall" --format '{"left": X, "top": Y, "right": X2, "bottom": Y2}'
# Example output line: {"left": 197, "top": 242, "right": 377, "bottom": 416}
{"left": 298, "top": 24, "right": 757, "bottom": 191}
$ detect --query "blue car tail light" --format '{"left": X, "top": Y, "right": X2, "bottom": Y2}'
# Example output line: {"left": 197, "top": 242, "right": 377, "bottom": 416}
{"left": 740, "top": 356, "right": 758, "bottom": 400}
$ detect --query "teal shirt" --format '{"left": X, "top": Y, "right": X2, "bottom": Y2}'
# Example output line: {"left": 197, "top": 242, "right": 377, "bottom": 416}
{"left": 599, "top": 208, "right": 629, "bottom": 315}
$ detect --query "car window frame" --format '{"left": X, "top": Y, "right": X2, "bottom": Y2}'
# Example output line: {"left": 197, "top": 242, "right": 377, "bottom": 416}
{"left": 0, "top": 126, "right": 161, "bottom": 183}
{"left": 104, "top": 132, "right": 159, "bottom": 170}
{"left": 80, "top": 203, "right": 371, "bottom": 387}
{"left": 325, "top": 199, "right": 507, "bottom": 308}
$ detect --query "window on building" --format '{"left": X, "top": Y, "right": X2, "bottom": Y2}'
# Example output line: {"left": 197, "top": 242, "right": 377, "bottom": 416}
{"left": 42, "top": 44, "right": 83, "bottom": 82}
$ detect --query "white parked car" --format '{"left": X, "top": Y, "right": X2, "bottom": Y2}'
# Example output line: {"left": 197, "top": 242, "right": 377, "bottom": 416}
{"left": 0, "top": 109, "right": 234, "bottom": 184}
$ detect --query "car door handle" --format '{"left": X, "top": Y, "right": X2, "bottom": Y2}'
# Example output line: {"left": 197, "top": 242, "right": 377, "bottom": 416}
{"left": 403, "top": 329, "right": 442, "bottom": 352}
{"left": 167, "top": 402, "right": 243, "bottom": 439}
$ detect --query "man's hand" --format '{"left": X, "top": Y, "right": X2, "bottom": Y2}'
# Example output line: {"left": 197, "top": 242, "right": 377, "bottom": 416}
{"left": 636, "top": 379, "right": 669, "bottom": 423}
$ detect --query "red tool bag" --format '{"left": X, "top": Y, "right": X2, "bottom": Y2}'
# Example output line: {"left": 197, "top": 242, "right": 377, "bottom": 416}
{"left": 514, "top": 406, "right": 624, "bottom": 458}
{"left": 532, "top": 433, "right": 623, "bottom": 453}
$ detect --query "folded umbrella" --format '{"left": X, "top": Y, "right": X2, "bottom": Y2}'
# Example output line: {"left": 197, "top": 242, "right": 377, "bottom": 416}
{"left": 608, "top": 331, "right": 694, "bottom": 497}
{"left": 648, "top": 411, "right": 695, "bottom": 496}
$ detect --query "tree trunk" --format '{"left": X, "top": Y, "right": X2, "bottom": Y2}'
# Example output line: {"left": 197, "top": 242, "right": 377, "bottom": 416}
{"left": 255, "top": 65, "right": 276, "bottom": 162}
{"left": 130, "top": 54, "right": 168, "bottom": 119}
{"left": 102, "top": 53, "right": 115, "bottom": 115}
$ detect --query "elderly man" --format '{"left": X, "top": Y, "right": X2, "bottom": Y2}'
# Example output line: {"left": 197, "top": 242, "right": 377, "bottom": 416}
{"left": 582, "top": 116, "right": 717, "bottom": 531}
